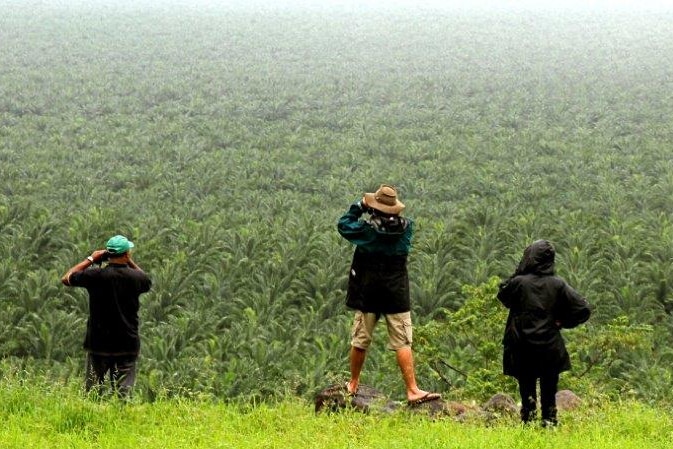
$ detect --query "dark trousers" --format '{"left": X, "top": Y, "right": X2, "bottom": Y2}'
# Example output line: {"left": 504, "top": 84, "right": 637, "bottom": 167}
{"left": 85, "top": 352, "right": 137, "bottom": 398}
{"left": 517, "top": 371, "right": 559, "bottom": 424}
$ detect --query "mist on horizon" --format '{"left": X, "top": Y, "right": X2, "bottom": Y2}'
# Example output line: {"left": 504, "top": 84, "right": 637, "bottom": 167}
{"left": 19, "top": 0, "right": 673, "bottom": 12}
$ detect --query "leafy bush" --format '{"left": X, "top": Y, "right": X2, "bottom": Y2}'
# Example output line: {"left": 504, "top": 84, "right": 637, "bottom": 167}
{"left": 415, "top": 277, "right": 655, "bottom": 402}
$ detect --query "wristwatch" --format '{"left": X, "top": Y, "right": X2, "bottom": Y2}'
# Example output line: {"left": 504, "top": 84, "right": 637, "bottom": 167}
{"left": 86, "top": 256, "right": 95, "bottom": 264}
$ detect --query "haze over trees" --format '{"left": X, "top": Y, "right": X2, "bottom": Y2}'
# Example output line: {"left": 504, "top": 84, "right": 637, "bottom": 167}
{"left": 1, "top": 0, "right": 672, "bottom": 403}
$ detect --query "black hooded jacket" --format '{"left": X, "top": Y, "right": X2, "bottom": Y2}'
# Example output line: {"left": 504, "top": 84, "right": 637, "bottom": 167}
{"left": 497, "top": 240, "right": 591, "bottom": 378}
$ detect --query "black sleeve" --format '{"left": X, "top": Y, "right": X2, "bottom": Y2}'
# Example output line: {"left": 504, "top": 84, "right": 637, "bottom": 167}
{"left": 557, "top": 282, "right": 591, "bottom": 329}
{"left": 68, "top": 268, "right": 98, "bottom": 288}
{"left": 497, "top": 276, "right": 519, "bottom": 309}
{"left": 134, "top": 272, "right": 152, "bottom": 293}
{"left": 140, "top": 276, "right": 152, "bottom": 293}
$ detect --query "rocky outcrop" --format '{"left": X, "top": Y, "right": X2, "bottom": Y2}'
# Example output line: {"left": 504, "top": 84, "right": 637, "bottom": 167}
{"left": 315, "top": 386, "right": 581, "bottom": 421}
{"left": 314, "top": 384, "right": 398, "bottom": 414}
{"left": 314, "top": 384, "right": 473, "bottom": 418}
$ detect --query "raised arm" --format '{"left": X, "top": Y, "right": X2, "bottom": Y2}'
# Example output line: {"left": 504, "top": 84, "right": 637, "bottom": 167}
{"left": 127, "top": 256, "right": 145, "bottom": 273}
{"left": 337, "top": 200, "right": 375, "bottom": 246}
{"left": 61, "top": 249, "right": 108, "bottom": 286}
{"left": 497, "top": 276, "right": 520, "bottom": 309}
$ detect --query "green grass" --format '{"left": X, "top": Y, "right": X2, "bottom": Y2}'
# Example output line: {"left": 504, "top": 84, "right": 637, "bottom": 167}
{"left": 2, "top": 381, "right": 672, "bottom": 448}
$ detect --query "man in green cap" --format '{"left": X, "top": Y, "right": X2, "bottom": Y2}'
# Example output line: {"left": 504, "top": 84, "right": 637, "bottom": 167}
{"left": 62, "top": 235, "right": 151, "bottom": 397}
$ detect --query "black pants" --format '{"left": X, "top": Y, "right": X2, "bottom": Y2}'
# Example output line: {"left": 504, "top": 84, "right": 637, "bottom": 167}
{"left": 85, "top": 352, "right": 137, "bottom": 398}
{"left": 517, "top": 371, "right": 559, "bottom": 424}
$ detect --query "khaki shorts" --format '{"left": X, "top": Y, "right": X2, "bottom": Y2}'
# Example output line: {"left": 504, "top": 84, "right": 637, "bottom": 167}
{"left": 351, "top": 311, "right": 413, "bottom": 351}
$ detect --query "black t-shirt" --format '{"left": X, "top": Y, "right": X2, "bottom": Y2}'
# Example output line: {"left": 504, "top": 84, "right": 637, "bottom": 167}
{"left": 69, "top": 263, "right": 152, "bottom": 355}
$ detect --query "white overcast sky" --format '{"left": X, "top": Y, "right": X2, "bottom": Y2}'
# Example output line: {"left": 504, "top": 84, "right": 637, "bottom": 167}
{"left": 301, "top": 0, "right": 668, "bottom": 6}
{"left": 181, "top": 0, "right": 673, "bottom": 10}
{"left": 28, "top": 0, "right": 673, "bottom": 15}
{"left": 64, "top": 0, "right": 672, "bottom": 10}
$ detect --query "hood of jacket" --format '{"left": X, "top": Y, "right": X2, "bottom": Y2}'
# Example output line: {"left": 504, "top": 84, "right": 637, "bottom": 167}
{"left": 514, "top": 239, "right": 555, "bottom": 276}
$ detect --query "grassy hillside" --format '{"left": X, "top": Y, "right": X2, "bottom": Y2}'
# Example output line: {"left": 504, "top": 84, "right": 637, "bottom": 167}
{"left": 2, "top": 378, "right": 672, "bottom": 449}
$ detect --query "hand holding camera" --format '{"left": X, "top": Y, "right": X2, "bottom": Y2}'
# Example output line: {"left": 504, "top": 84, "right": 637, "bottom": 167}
{"left": 360, "top": 197, "right": 374, "bottom": 214}
{"left": 90, "top": 249, "right": 110, "bottom": 264}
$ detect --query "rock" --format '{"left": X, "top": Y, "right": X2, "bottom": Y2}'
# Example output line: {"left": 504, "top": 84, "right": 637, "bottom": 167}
{"left": 406, "top": 395, "right": 445, "bottom": 416}
{"left": 444, "top": 401, "right": 471, "bottom": 417}
{"left": 406, "top": 397, "right": 486, "bottom": 421}
{"left": 482, "top": 393, "right": 518, "bottom": 417}
{"left": 315, "top": 384, "right": 482, "bottom": 419}
{"left": 314, "top": 384, "right": 398, "bottom": 414}
{"left": 556, "top": 389, "right": 581, "bottom": 411}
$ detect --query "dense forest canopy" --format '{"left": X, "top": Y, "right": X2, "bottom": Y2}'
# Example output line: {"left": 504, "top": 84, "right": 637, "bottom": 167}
{"left": 1, "top": 0, "right": 672, "bottom": 402}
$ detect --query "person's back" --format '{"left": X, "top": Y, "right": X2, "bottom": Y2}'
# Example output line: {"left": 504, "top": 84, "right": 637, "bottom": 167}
{"left": 338, "top": 185, "right": 440, "bottom": 405}
{"left": 503, "top": 273, "right": 587, "bottom": 349}
{"left": 62, "top": 235, "right": 151, "bottom": 397}
{"left": 338, "top": 201, "right": 412, "bottom": 256}
{"left": 338, "top": 187, "right": 413, "bottom": 315}
{"left": 74, "top": 262, "right": 150, "bottom": 355}
{"left": 498, "top": 240, "right": 590, "bottom": 425}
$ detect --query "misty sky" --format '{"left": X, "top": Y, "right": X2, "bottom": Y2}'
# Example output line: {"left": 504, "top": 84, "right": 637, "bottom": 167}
{"left": 40, "top": 0, "right": 672, "bottom": 11}
{"left": 163, "top": 0, "right": 673, "bottom": 11}
{"left": 294, "top": 0, "right": 670, "bottom": 8}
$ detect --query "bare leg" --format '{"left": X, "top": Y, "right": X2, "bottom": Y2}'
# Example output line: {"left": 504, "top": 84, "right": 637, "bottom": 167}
{"left": 348, "top": 346, "right": 367, "bottom": 394}
{"left": 396, "top": 346, "right": 438, "bottom": 402}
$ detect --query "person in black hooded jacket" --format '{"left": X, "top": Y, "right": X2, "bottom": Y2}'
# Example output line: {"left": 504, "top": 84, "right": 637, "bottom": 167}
{"left": 497, "top": 240, "right": 591, "bottom": 425}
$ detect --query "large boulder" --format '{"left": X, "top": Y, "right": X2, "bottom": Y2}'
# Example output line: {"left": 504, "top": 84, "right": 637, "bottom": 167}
{"left": 556, "top": 389, "right": 581, "bottom": 411}
{"left": 482, "top": 393, "right": 518, "bottom": 418}
{"left": 314, "top": 384, "right": 398, "bottom": 414}
{"left": 407, "top": 397, "right": 478, "bottom": 419}
{"left": 406, "top": 395, "right": 446, "bottom": 417}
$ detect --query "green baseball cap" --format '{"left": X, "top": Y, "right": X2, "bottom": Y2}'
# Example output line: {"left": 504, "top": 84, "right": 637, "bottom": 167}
{"left": 106, "top": 235, "right": 135, "bottom": 255}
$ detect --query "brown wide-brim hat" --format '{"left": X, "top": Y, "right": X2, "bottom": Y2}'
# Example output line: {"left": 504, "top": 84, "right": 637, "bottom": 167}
{"left": 364, "top": 184, "right": 405, "bottom": 215}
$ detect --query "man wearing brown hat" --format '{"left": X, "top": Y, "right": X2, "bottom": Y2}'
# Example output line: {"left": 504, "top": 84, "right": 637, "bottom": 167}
{"left": 338, "top": 184, "right": 440, "bottom": 405}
